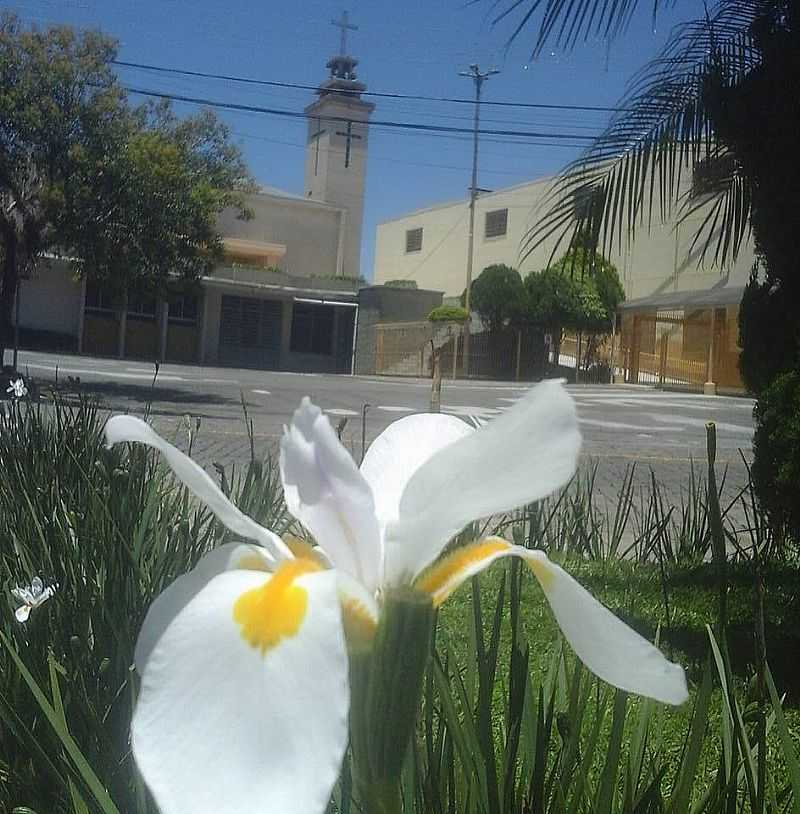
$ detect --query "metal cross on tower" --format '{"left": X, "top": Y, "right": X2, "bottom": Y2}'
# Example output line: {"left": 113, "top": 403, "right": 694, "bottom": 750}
{"left": 331, "top": 10, "right": 357, "bottom": 55}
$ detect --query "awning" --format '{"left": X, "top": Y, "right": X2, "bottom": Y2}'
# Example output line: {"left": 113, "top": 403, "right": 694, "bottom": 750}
{"left": 619, "top": 285, "right": 745, "bottom": 312}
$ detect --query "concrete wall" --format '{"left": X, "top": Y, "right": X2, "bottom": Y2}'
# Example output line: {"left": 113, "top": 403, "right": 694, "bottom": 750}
{"left": 216, "top": 191, "right": 344, "bottom": 279}
{"left": 373, "top": 178, "right": 755, "bottom": 302}
{"left": 16, "top": 259, "right": 82, "bottom": 340}
{"left": 354, "top": 285, "right": 443, "bottom": 375}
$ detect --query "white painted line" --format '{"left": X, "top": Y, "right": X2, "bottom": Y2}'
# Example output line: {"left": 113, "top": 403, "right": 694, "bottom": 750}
{"left": 325, "top": 408, "right": 360, "bottom": 417}
{"left": 649, "top": 414, "right": 753, "bottom": 435}
{"left": 376, "top": 405, "right": 415, "bottom": 413}
{"left": 252, "top": 389, "right": 271, "bottom": 395}
{"left": 442, "top": 405, "right": 504, "bottom": 417}
{"left": 578, "top": 417, "right": 685, "bottom": 432}
{"left": 23, "top": 363, "right": 184, "bottom": 382}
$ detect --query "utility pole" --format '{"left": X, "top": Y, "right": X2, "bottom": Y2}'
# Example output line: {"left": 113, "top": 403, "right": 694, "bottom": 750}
{"left": 460, "top": 64, "right": 499, "bottom": 378}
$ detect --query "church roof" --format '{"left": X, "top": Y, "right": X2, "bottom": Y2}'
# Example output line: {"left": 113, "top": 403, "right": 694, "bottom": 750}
{"left": 258, "top": 185, "right": 309, "bottom": 202}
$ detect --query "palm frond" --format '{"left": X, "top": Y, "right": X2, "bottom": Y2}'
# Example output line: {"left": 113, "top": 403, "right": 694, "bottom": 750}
{"left": 489, "top": 0, "right": 679, "bottom": 58}
{"left": 518, "top": 0, "right": 766, "bottom": 269}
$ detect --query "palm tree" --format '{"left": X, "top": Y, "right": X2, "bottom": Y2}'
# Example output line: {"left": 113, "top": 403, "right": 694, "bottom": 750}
{"left": 487, "top": 1, "right": 796, "bottom": 288}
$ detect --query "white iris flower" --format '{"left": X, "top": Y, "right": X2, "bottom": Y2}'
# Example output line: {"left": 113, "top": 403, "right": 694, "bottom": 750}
{"left": 12, "top": 577, "right": 56, "bottom": 622}
{"left": 6, "top": 378, "right": 27, "bottom": 399}
{"left": 104, "top": 380, "right": 687, "bottom": 814}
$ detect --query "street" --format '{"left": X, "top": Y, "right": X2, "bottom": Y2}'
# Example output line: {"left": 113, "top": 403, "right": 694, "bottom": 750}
{"left": 17, "top": 349, "right": 755, "bottom": 512}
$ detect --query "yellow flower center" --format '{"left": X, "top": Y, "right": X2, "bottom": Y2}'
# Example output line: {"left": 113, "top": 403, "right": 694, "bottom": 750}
{"left": 233, "top": 559, "right": 321, "bottom": 654}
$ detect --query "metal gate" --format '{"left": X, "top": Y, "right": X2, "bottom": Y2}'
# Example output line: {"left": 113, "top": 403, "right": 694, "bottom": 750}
{"left": 218, "top": 295, "right": 282, "bottom": 369}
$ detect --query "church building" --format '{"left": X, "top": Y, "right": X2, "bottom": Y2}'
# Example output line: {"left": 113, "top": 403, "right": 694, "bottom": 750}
{"left": 14, "top": 17, "right": 374, "bottom": 374}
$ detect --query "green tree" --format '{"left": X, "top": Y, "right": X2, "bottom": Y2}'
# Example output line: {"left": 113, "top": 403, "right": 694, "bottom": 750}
{"left": 526, "top": 247, "right": 623, "bottom": 352}
{"left": 0, "top": 16, "right": 251, "bottom": 365}
{"left": 469, "top": 263, "right": 526, "bottom": 333}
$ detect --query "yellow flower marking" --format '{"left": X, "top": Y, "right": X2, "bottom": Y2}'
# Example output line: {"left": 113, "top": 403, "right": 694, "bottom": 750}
{"left": 525, "top": 556, "right": 554, "bottom": 592}
{"left": 340, "top": 596, "right": 378, "bottom": 650}
{"left": 415, "top": 538, "right": 510, "bottom": 606}
{"left": 233, "top": 559, "right": 321, "bottom": 654}
{"left": 236, "top": 553, "right": 272, "bottom": 572}
{"left": 284, "top": 535, "right": 329, "bottom": 567}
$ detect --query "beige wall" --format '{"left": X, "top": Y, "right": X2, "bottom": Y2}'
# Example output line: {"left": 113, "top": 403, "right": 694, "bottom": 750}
{"left": 18, "top": 259, "right": 82, "bottom": 336}
{"left": 217, "top": 191, "right": 344, "bottom": 280}
{"left": 373, "top": 178, "right": 755, "bottom": 301}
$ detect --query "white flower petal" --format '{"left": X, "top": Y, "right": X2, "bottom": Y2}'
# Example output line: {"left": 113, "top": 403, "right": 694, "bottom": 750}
{"left": 105, "top": 416, "right": 290, "bottom": 563}
{"left": 133, "top": 567, "right": 349, "bottom": 814}
{"left": 134, "top": 542, "right": 274, "bottom": 673}
{"left": 15, "top": 605, "right": 32, "bottom": 623}
{"left": 280, "top": 398, "right": 381, "bottom": 591}
{"left": 385, "top": 380, "right": 582, "bottom": 584}
{"left": 415, "top": 538, "right": 688, "bottom": 705}
{"left": 11, "top": 587, "right": 33, "bottom": 604}
{"left": 360, "top": 413, "right": 473, "bottom": 542}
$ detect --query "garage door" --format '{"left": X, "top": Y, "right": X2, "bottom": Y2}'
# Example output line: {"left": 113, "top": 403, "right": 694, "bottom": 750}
{"left": 219, "top": 295, "right": 283, "bottom": 369}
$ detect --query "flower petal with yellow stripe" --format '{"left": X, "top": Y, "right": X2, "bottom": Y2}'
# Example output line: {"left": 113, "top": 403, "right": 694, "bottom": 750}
{"left": 415, "top": 537, "right": 688, "bottom": 705}
{"left": 132, "top": 566, "right": 348, "bottom": 814}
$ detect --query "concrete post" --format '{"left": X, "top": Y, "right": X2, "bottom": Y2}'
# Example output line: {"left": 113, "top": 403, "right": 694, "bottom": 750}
{"left": 158, "top": 300, "right": 169, "bottom": 363}
{"left": 704, "top": 308, "right": 717, "bottom": 395}
{"left": 430, "top": 344, "right": 442, "bottom": 412}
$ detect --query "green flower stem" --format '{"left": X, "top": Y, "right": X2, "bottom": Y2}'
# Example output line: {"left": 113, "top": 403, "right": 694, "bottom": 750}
{"left": 348, "top": 588, "right": 436, "bottom": 814}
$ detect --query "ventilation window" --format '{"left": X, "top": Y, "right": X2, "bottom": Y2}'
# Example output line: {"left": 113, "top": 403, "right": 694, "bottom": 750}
{"left": 484, "top": 209, "right": 508, "bottom": 239}
{"left": 405, "top": 227, "right": 423, "bottom": 253}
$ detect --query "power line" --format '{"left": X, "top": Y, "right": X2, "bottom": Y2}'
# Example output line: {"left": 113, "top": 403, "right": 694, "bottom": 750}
{"left": 113, "top": 59, "right": 632, "bottom": 114}
{"left": 122, "top": 84, "right": 600, "bottom": 141}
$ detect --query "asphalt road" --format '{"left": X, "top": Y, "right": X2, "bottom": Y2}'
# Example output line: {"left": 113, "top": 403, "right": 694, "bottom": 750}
{"left": 16, "top": 349, "right": 755, "bottom": 515}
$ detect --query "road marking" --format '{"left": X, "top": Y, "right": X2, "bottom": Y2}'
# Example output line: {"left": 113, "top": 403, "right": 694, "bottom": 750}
{"left": 325, "top": 408, "right": 360, "bottom": 417}
{"left": 252, "top": 389, "right": 271, "bottom": 395}
{"left": 23, "top": 363, "right": 184, "bottom": 382}
{"left": 649, "top": 414, "right": 753, "bottom": 435}
{"left": 578, "top": 417, "right": 685, "bottom": 432}
{"left": 376, "top": 405, "right": 415, "bottom": 413}
{"left": 442, "top": 405, "right": 504, "bottom": 418}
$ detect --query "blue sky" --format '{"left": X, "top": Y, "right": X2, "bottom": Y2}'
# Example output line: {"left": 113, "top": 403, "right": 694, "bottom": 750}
{"left": 10, "top": 0, "right": 696, "bottom": 278}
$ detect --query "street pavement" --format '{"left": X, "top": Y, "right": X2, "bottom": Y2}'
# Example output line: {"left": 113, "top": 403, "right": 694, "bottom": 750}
{"left": 17, "top": 349, "right": 756, "bottom": 520}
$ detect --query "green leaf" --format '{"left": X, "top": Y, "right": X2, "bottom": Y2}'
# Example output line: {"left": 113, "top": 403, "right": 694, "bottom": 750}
{"left": 0, "top": 630, "right": 122, "bottom": 814}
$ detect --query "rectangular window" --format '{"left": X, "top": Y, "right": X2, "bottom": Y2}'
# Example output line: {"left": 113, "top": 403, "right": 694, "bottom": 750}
{"left": 168, "top": 294, "right": 198, "bottom": 324}
{"left": 290, "top": 303, "right": 335, "bottom": 355}
{"left": 127, "top": 293, "right": 157, "bottom": 320}
{"left": 85, "top": 282, "right": 114, "bottom": 315}
{"left": 484, "top": 209, "right": 508, "bottom": 239}
{"left": 405, "top": 227, "right": 423, "bottom": 253}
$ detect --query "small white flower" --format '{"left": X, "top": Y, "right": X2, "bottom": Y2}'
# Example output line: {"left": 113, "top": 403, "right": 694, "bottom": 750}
{"left": 12, "top": 577, "right": 56, "bottom": 622}
{"left": 6, "top": 378, "right": 28, "bottom": 399}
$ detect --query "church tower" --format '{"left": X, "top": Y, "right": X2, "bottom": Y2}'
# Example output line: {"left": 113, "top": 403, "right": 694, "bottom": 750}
{"left": 304, "top": 12, "right": 374, "bottom": 280}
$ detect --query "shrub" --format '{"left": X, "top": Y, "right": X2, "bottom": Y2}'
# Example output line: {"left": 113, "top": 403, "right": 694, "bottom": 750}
{"left": 469, "top": 264, "right": 526, "bottom": 332}
{"left": 752, "top": 369, "right": 800, "bottom": 544}
{"left": 428, "top": 305, "right": 469, "bottom": 323}
{"left": 383, "top": 279, "right": 417, "bottom": 289}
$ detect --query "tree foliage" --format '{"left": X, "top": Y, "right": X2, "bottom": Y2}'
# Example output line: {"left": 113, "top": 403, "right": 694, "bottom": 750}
{"left": 469, "top": 263, "right": 526, "bottom": 332}
{"left": 752, "top": 370, "right": 800, "bottom": 544}
{"left": 0, "top": 15, "right": 252, "bottom": 362}
{"left": 525, "top": 247, "right": 623, "bottom": 334}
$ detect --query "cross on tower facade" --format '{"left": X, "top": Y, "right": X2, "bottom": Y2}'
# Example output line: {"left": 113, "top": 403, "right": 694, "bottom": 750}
{"left": 331, "top": 10, "right": 357, "bottom": 56}
{"left": 334, "top": 120, "right": 363, "bottom": 168}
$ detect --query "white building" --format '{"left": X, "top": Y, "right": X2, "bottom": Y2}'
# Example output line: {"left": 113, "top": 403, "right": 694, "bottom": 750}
{"left": 14, "top": 43, "right": 374, "bottom": 374}
{"left": 373, "top": 175, "right": 755, "bottom": 391}
{"left": 373, "top": 176, "right": 754, "bottom": 302}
